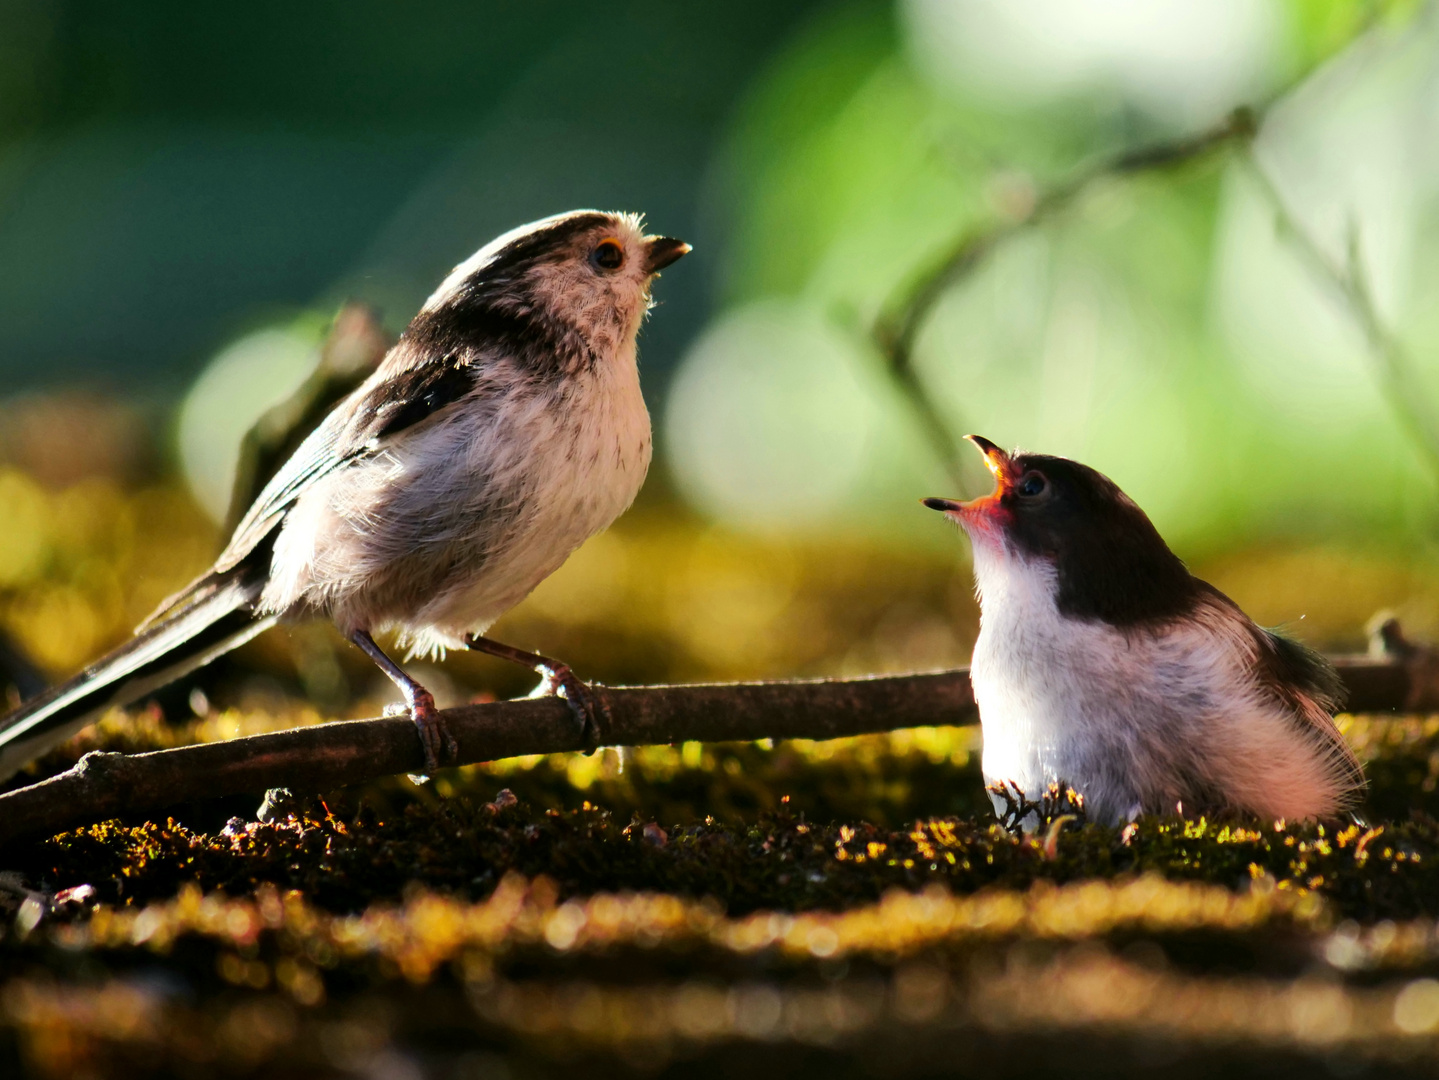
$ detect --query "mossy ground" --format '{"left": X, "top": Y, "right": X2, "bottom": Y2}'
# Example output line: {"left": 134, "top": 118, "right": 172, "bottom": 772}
{"left": 5, "top": 712, "right": 1439, "bottom": 1078}
{"left": 9, "top": 469, "right": 1439, "bottom": 1076}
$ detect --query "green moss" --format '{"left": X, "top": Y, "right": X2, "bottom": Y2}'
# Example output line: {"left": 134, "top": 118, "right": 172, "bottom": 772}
{"left": 5, "top": 717, "right": 1439, "bottom": 921}
{"left": 7, "top": 713, "right": 1439, "bottom": 1077}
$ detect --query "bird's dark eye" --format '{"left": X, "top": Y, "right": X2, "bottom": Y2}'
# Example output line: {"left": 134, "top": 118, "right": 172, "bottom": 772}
{"left": 1016, "top": 472, "right": 1047, "bottom": 498}
{"left": 590, "top": 239, "right": 625, "bottom": 271}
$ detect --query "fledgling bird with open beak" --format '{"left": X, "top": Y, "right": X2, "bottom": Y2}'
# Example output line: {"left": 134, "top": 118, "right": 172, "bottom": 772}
{"left": 925, "top": 436, "right": 1364, "bottom": 828}
{"left": 0, "top": 210, "right": 690, "bottom": 779}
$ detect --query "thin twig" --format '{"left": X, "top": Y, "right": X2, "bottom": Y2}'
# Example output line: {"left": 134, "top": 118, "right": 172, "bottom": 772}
{"left": 1243, "top": 154, "right": 1439, "bottom": 484}
{"left": 0, "top": 650, "right": 1430, "bottom": 848}
{"left": 870, "top": 4, "right": 1435, "bottom": 488}
{"left": 0, "top": 671, "right": 976, "bottom": 847}
{"left": 871, "top": 108, "right": 1260, "bottom": 488}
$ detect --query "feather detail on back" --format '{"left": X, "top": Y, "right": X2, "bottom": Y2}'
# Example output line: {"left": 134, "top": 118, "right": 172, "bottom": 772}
{"left": 968, "top": 542, "right": 1364, "bottom": 827}
{"left": 1188, "top": 583, "right": 1361, "bottom": 798}
{"left": 248, "top": 212, "right": 656, "bottom": 652}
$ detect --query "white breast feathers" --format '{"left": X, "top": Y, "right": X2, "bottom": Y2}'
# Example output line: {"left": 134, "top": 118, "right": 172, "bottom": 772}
{"left": 968, "top": 543, "right": 1357, "bottom": 826}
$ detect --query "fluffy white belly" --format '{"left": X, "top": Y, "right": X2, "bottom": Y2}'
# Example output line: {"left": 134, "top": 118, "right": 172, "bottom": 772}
{"left": 968, "top": 544, "right": 1347, "bottom": 826}
{"left": 265, "top": 351, "right": 652, "bottom": 653}
{"left": 970, "top": 571, "right": 1151, "bottom": 823}
{"left": 424, "top": 382, "right": 651, "bottom": 639}
{"left": 407, "top": 359, "right": 652, "bottom": 648}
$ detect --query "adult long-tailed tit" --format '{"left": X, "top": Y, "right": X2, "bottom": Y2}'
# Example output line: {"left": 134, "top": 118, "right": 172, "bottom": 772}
{"left": 0, "top": 210, "right": 690, "bottom": 778}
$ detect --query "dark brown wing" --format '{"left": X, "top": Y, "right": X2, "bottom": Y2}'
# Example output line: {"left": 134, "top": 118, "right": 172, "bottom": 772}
{"left": 1194, "top": 582, "right": 1364, "bottom": 803}
{"left": 1259, "top": 627, "right": 1345, "bottom": 714}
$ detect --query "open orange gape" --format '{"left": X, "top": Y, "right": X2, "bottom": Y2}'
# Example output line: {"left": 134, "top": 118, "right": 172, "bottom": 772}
{"left": 922, "top": 434, "right": 1017, "bottom": 522}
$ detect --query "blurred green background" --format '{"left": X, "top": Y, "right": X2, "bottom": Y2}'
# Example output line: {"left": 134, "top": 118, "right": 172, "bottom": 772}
{"left": 4, "top": 0, "right": 1439, "bottom": 717}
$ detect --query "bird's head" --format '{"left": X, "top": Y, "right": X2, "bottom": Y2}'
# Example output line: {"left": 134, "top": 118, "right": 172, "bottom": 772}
{"left": 924, "top": 435, "right": 1195, "bottom": 624}
{"left": 418, "top": 210, "right": 690, "bottom": 372}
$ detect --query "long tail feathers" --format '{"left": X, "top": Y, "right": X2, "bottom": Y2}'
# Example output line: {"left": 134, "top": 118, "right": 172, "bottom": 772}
{"left": 0, "top": 574, "right": 273, "bottom": 784}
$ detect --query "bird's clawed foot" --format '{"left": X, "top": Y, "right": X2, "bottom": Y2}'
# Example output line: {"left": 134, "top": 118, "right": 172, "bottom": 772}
{"left": 407, "top": 684, "right": 458, "bottom": 774}
{"left": 462, "top": 634, "right": 611, "bottom": 749}
{"left": 348, "top": 628, "right": 458, "bottom": 775}
{"left": 532, "top": 661, "right": 611, "bottom": 749}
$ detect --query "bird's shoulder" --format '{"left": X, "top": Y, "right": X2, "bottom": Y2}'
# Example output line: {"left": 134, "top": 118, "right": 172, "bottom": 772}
{"left": 348, "top": 346, "right": 482, "bottom": 446}
{"left": 1189, "top": 581, "right": 1364, "bottom": 808}
{"left": 1187, "top": 581, "right": 1344, "bottom": 713}
{"left": 213, "top": 344, "right": 486, "bottom": 573}
{"left": 210, "top": 279, "right": 588, "bottom": 577}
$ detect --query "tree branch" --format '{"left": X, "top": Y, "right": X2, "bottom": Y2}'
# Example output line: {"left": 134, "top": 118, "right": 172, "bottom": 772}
{"left": 0, "top": 648, "right": 1434, "bottom": 848}
{"left": 224, "top": 304, "right": 390, "bottom": 534}
{"left": 0, "top": 671, "right": 974, "bottom": 847}
{"left": 871, "top": 107, "right": 1259, "bottom": 488}
{"left": 868, "top": 10, "right": 1432, "bottom": 491}
{"left": 1243, "top": 154, "right": 1439, "bottom": 484}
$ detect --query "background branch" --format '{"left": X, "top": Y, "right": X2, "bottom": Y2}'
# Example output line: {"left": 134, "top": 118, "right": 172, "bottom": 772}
{"left": 1243, "top": 154, "right": 1439, "bottom": 484}
{"left": 0, "top": 638, "right": 1433, "bottom": 848}
{"left": 869, "top": 15, "right": 1439, "bottom": 494}
{"left": 224, "top": 303, "right": 390, "bottom": 533}
{"left": 870, "top": 107, "right": 1260, "bottom": 489}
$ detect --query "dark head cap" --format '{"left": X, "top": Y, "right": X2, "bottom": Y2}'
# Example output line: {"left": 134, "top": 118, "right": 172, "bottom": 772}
{"left": 404, "top": 211, "right": 690, "bottom": 373}
{"left": 925, "top": 435, "right": 1195, "bottom": 625}
{"left": 422, "top": 210, "right": 690, "bottom": 313}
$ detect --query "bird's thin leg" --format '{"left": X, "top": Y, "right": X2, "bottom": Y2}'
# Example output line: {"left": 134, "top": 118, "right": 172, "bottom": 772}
{"left": 348, "top": 629, "right": 456, "bottom": 772}
{"left": 462, "top": 634, "right": 609, "bottom": 748}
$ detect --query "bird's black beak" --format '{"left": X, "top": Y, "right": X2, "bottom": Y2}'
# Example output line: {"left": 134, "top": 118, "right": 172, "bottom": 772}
{"left": 922, "top": 435, "right": 1015, "bottom": 518}
{"left": 644, "top": 236, "right": 691, "bottom": 274}
{"left": 966, "top": 434, "right": 1017, "bottom": 490}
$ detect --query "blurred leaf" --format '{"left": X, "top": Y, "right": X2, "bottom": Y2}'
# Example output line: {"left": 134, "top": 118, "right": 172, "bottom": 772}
{"left": 1282, "top": 0, "right": 1427, "bottom": 74}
